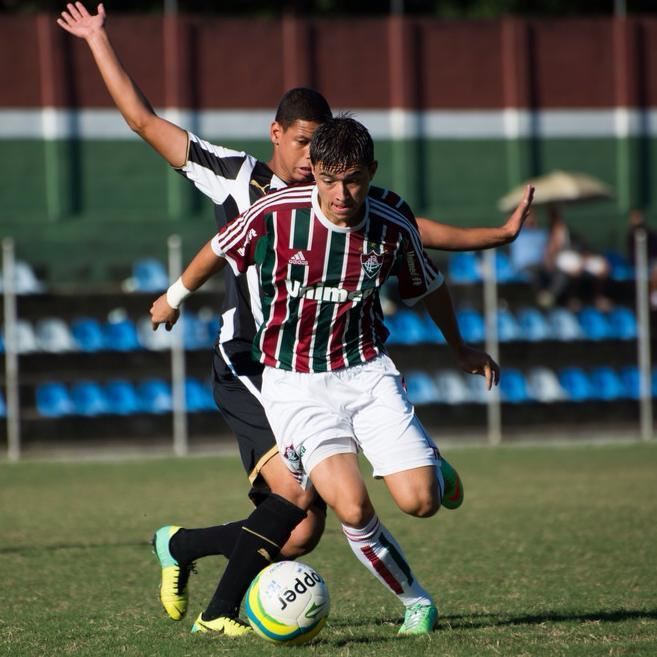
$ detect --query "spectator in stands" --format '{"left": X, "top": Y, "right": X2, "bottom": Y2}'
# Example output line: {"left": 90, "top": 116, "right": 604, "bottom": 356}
{"left": 538, "top": 204, "right": 612, "bottom": 310}
{"left": 626, "top": 208, "right": 657, "bottom": 310}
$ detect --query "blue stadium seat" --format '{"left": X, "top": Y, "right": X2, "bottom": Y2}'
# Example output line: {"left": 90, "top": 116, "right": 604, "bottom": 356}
{"left": 138, "top": 379, "right": 172, "bottom": 414}
{"left": 493, "top": 250, "right": 525, "bottom": 283}
{"left": 104, "top": 379, "right": 142, "bottom": 415}
{"left": 619, "top": 366, "right": 640, "bottom": 400}
{"left": 448, "top": 252, "right": 481, "bottom": 284}
{"left": 386, "top": 309, "right": 427, "bottom": 345}
{"left": 457, "top": 308, "right": 485, "bottom": 343}
{"left": 548, "top": 308, "right": 584, "bottom": 341}
{"left": 578, "top": 307, "right": 612, "bottom": 341}
{"left": 0, "top": 390, "right": 6, "bottom": 417}
{"left": 70, "top": 381, "right": 110, "bottom": 416}
{"left": 496, "top": 308, "right": 522, "bottom": 342}
{"left": 35, "top": 382, "right": 75, "bottom": 417}
{"left": 589, "top": 366, "right": 624, "bottom": 400}
{"left": 516, "top": 307, "right": 551, "bottom": 342}
{"left": 35, "top": 318, "right": 78, "bottom": 353}
{"left": 132, "top": 258, "right": 169, "bottom": 292}
{"left": 607, "top": 307, "right": 637, "bottom": 340}
{"left": 137, "top": 316, "right": 175, "bottom": 351}
{"left": 526, "top": 367, "right": 566, "bottom": 402}
{"left": 103, "top": 318, "right": 141, "bottom": 351}
{"left": 71, "top": 317, "right": 105, "bottom": 352}
{"left": 183, "top": 313, "right": 213, "bottom": 350}
{"left": 0, "top": 260, "right": 46, "bottom": 295}
{"left": 404, "top": 371, "right": 440, "bottom": 405}
{"left": 434, "top": 370, "right": 469, "bottom": 404}
{"left": 558, "top": 367, "right": 593, "bottom": 401}
{"left": 185, "top": 377, "right": 217, "bottom": 412}
{"left": 500, "top": 368, "right": 530, "bottom": 403}
{"left": 7, "top": 320, "right": 39, "bottom": 354}
{"left": 464, "top": 373, "right": 490, "bottom": 404}
{"left": 604, "top": 250, "right": 635, "bottom": 281}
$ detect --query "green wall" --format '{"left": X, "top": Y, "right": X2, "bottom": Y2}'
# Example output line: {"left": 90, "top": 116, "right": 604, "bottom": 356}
{"left": 1, "top": 137, "right": 653, "bottom": 283}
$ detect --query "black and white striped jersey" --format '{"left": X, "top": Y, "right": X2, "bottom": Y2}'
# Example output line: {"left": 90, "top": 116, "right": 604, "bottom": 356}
{"left": 177, "top": 132, "right": 286, "bottom": 352}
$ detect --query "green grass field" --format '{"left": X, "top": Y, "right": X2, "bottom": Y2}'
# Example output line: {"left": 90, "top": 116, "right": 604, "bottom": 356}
{"left": 2, "top": 442, "right": 657, "bottom": 657}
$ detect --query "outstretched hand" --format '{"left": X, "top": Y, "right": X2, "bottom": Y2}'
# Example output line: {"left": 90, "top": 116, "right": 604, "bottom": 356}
{"left": 503, "top": 184, "right": 535, "bottom": 241}
{"left": 456, "top": 345, "right": 500, "bottom": 390}
{"left": 57, "top": 2, "right": 106, "bottom": 39}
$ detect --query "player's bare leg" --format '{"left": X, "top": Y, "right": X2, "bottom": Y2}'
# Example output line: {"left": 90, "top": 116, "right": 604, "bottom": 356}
{"left": 258, "top": 454, "right": 325, "bottom": 558}
{"left": 310, "top": 452, "right": 437, "bottom": 635}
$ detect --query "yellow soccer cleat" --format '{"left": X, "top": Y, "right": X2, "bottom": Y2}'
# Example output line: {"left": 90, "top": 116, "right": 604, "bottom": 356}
{"left": 191, "top": 612, "right": 253, "bottom": 636}
{"left": 152, "top": 525, "right": 193, "bottom": 621}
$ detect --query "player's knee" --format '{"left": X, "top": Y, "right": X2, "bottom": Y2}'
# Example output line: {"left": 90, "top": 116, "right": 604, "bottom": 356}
{"left": 333, "top": 499, "right": 375, "bottom": 528}
{"left": 399, "top": 491, "right": 440, "bottom": 518}
{"left": 280, "top": 510, "right": 325, "bottom": 558}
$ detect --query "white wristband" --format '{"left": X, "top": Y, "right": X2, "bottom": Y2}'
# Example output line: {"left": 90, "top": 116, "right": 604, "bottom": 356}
{"left": 166, "top": 277, "right": 192, "bottom": 309}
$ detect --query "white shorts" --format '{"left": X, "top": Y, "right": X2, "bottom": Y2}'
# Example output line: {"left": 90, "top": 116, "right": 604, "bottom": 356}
{"left": 260, "top": 354, "right": 440, "bottom": 487}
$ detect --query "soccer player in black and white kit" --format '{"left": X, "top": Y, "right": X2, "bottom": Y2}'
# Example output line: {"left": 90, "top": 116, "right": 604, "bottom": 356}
{"left": 58, "top": 1, "right": 534, "bottom": 636}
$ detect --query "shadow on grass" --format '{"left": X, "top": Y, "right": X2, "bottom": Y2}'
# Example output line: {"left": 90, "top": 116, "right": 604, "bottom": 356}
{"left": 443, "top": 608, "right": 657, "bottom": 627}
{"left": 327, "top": 607, "right": 657, "bottom": 631}
{"left": 0, "top": 540, "right": 150, "bottom": 554}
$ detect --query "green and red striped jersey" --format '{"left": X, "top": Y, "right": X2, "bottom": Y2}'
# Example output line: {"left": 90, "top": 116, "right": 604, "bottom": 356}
{"left": 212, "top": 183, "right": 444, "bottom": 372}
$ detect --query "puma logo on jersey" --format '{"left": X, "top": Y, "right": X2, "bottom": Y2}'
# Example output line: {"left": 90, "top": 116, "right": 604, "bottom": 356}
{"left": 237, "top": 228, "right": 258, "bottom": 256}
{"left": 250, "top": 179, "right": 270, "bottom": 195}
{"left": 288, "top": 251, "right": 308, "bottom": 266}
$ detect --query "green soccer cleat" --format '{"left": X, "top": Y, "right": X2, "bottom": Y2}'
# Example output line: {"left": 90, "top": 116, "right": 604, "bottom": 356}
{"left": 152, "top": 525, "right": 193, "bottom": 621}
{"left": 439, "top": 458, "right": 464, "bottom": 510}
{"left": 398, "top": 603, "right": 438, "bottom": 635}
{"left": 191, "top": 612, "right": 253, "bottom": 636}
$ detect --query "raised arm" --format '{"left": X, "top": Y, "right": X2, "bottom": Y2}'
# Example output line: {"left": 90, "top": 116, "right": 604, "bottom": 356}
{"left": 57, "top": 2, "right": 188, "bottom": 167}
{"left": 417, "top": 184, "right": 535, "bottom": 251}
{"left": 421, "top": 283, "right": 500, "bottom": 389}
{"left": 150, "top": 241, "right": 226, "bottom": 331}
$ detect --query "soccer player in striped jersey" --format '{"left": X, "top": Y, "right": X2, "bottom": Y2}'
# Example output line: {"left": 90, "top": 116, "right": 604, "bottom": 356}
{"left": 59, "top": 2, "right": 533, "bottom": 636}
{"left": 151, "top": 116, "right": 501, "bottom": 635}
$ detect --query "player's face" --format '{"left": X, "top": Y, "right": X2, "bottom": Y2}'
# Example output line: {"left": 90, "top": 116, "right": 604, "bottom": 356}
{"left": 270, "top": 120, "right": 321, "bottom": 184}
{"left": 312, "top": 161, "right": 378, "bottom": 227}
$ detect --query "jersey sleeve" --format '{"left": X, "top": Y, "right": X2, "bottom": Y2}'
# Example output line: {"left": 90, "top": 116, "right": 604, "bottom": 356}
{"left": 210, "top": 204, "right": 266, "bottom": 276}
{"left": 176, "top": 131, "right": 255, "bottom": 205}
{"left": 396, "top": 217, "right": 445, "bottom": 306}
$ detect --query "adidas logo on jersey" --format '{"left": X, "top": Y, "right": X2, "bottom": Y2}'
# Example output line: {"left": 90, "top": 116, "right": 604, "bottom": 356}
{"left": 289, "top": 251, "right": 308, "bottom": 266}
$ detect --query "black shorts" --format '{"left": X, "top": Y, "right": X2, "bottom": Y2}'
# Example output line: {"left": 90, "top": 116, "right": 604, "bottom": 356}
{"left": 211, "top": 344, "right": 277, "bottom": 504}
{"left": 212, "top": 342, "right": 327, "bottom": 512}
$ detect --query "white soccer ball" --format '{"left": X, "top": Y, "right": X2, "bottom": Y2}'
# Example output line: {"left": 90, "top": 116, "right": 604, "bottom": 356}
{"left": 245, "top": 560, "right": 330, "bottom": 645}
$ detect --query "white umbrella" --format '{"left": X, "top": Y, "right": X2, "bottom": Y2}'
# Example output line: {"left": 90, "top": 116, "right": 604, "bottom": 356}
{"left": 498, "top": 170, "right": 613, "bottom": 213}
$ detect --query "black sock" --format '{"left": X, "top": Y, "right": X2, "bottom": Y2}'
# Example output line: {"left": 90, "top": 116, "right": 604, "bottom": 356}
{"left": 203, "top": 494, "right": 306, "bottom": 620}
{"left": 169, "top": 522, "right": 244, "bottom": 564}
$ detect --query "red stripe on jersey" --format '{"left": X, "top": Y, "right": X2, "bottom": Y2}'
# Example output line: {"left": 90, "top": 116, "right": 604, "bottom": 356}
{"left": 260, "top": 212, "right": 288, "bottom": 364}
{"left": 294, "top": 219, "right": 330, "bottom": 372}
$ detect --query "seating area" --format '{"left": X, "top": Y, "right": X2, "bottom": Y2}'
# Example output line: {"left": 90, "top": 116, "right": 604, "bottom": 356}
{"left": 386, "top": 305, "right": 638, "bottom": 345}
{"left": 405, "top": 365, "right": 657, "bottom": 406}
{"left": 1, "top": 254, "right": 655, "bottom": 439}
{"left": 445, "top": 249, "right": 636, "bottom": 285}
{"left": 35, "top": 377, "right": 216, "bottom": 417}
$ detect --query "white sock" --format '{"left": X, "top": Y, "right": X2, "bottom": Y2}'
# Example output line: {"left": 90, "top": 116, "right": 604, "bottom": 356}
{"left": 342, "top": 514, "right": 433, "bottom": 608}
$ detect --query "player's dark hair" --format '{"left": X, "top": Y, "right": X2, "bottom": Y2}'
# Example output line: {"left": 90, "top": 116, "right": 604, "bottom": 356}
{"left": 310, "top": 115, "right": 374, "bottom": 173}
{"left": 274, "top": 88, "right": 332, "bottom": 129}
